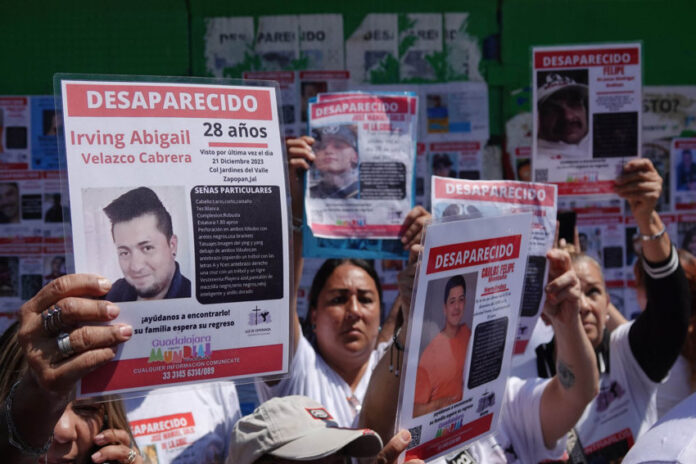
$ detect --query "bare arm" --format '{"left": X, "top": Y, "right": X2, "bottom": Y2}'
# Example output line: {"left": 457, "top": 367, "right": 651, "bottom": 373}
{"left": 539, "top": 249, "right": 599, "bottom": 449}
{"left": 359, "top": 245, "right": 421, "bottom": 443}
{"left": 286, "top": 136, "right": 315, "bottom": 353}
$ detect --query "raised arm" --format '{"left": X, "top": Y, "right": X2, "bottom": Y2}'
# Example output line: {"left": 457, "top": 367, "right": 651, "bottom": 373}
{"left": 1, "top": 274, "right": 132, "bottom": 463}
{"left": 359, "top": 245, "right": 421, "bottom": 443}
{"left": 539, "top": 249, "right": 599, "bottom": 448}
{"left": 286, "top": 136, "right": 315, "bottom": 353}
{"left": 614, "top": 158, "right": 690, "bottom": 381}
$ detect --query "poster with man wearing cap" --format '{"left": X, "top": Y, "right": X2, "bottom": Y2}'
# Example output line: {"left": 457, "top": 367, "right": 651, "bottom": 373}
{"left": 532, "top": 43, "right": 642, "bottom": 197}
{"left": 305, "top": 91, "right": 418, "bottom": 239}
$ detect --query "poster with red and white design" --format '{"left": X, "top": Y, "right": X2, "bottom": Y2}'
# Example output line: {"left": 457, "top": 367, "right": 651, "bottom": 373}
{"left": 670, "top": 138, "right": 696, "bottom": 211}
{"left": 305, "top": 92, "right": 417, "bottom": 238}
{"left": 396, "top": 213, "right": 532, "bottom": 462}
{"left": 57, "top": 76, "right": 290, "bottom": 397}
{"left": 532, "top": 43, "right": 642, "bottom": 196}
{"left": 431, "top": 177, "right": 557, "bottom": 355}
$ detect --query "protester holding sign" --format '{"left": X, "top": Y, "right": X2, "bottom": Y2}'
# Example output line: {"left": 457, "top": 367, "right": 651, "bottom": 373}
{"left": 533, "top": 159, "right": 690, "bottom": 461}
{"left": 360, "top": 243, "right": 599, "bottom": 463}
{"left": 0, "top": 275, "right": 142, "bottom": 464}
{"left": 257, "top": 136, "right": 429, "bottom": 427}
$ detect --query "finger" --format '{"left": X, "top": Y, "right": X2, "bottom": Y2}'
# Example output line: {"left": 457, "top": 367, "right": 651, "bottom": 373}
{"left": 613, "top": 182, "right": 662, "bottom": 196}
{"left": 53, "top": 298, "right": 120, "bottom": 326}
{"left": 91, "top": 444, "right": 135, "bottom": 464}
{"left": 287, "top": 145, "right": 316, "bottom": 160}
{"left": 64, "top": 324, "right": 133, "bottom": 355}
{"left": 25, "top": 274, "right": 112, "bottom": 315}
{"left": 573, "top": 226, "right": 581, "bottom": 251}
{"left": 399, "top": 206, "right": 428, "bottom": 238}
{"left": 620, "top": 158, "right": 655, "bottom": 174}
{"left": 546, "top": 285, "right": 581, "bottom": 307}
{"left": 553, "top": 220, "right": 560, "bottom": 248}
{"left": 401, "top": 216, "right": 429, "bottom": 248}
{"left": 546, "top": 248, "right": 572, "bottom": 277}
{"left": 375, "top": 430, "right": 413, "bottom": 464}
{"left": 299, "top": 135, "right": 315, "bottom": 145}
{"left": 34, "top": 346, "right": 118, "bottom": 393}
{"left": 614, "top": 167, "right": 659, "bottom": 185}
{"left": 94, "top": 428, "right": 132, "bottom": 446}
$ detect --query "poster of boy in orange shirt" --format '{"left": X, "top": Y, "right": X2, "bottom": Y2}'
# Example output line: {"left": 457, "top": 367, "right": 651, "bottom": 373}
{"left": 413, "top": 273, "right": 475, "bottom": 418}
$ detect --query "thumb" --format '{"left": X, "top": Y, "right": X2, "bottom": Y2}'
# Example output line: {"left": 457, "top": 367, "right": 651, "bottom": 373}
{"left": 375, "top": 430, "right": 412, "bottom": 464}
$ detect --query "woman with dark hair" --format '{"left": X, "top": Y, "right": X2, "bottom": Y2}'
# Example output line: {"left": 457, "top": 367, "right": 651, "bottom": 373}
{"left": 256, "top": 136, "right": 429, "bottom": 427}
{"left": 0, "top": 274, "right": 142, "bottom": 464}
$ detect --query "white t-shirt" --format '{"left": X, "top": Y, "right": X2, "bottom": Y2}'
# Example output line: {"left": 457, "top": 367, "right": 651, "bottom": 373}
{"left": 657, "top": 354, "right": 692, "bottom": 419}
{"left": 125, "top": 382, "right": 241, "bottom": 464}
{"left": 571, "top": 322, "right": 659, "bottom": 461}
{"left": 433, "top": 377, "right": 564, "bottom": 463}
{"left": 622, "top": 391, "right": 696, "bottom": 464}
{"left": 256, "top": 336, "right": 389, "bottom": 427}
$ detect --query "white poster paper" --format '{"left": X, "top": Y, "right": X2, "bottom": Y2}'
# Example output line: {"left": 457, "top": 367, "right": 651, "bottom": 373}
{"left": 204, "top": 17, "right": 255, "bottom": 78}
{"left": 58, "top": 77, "right": 290, "bottom": 396}
{"left": 398, "top": 213, "right": 533, "bottom": 462}
{"left": 431, "top": 177, "right": 557, "bottom": 355}
{"left": 532, "top": 42, "right": 642, "bottom": 196}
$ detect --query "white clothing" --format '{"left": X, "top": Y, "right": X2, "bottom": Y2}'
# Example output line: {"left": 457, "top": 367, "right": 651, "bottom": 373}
{"left": 510, "top": 318, "right": 554, "bottom": 379}
{"left": 255, "top": 336, "right": 389, "bottom": 427}
{"left": 125, "top": 382, "right": 241, "bottom": 464}
{"left": 434, "top": 377, "right": 564, "bottom": 463}
{"left": 572, "top": 322, "right": 659, "bottom": 460}
{"left": 537, "top": 135, "right": 590, "bottom": 159}
{"left": 657, "top": 354, "right": 692, "bottom": 419}
{"left": 622, "top": 391, "right": 696, "bottom": 464}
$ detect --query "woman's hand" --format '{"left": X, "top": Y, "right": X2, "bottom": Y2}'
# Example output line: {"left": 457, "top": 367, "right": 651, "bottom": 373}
{"left": 399, "top": 206, "right": 430, "bottom": 251}
{"left": 286, "top": 136, "right": 315, "bottom": 222}
{"left": 17, "top": 274, "right": 132, "bottom": 396}
{"left": 369, "top": 429, "right": 425, "bottom": 464}
{"left": 613, "top": 158, "right": 662, "bottom": 224}
{"left": 543, "top": 249, "right": 582, "bottom": 327}
{"left": 91, "top": 429, "right": 142, "bottom": 464}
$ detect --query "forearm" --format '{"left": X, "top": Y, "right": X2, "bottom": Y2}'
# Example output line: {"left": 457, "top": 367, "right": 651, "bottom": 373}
{"left": 635, "top": 211, "right": 671, "bottom": 263}
{"left": 1, "top": 372, "right": 69, "bottom": 462}
{"left": 540, "top": 314, "right": 598, "bottom": 448}
{"left": 629, "top": 246, "right": 689, "bottom": 381}
{"left": 359, "top": 323, "right": 407, "bottom": 444}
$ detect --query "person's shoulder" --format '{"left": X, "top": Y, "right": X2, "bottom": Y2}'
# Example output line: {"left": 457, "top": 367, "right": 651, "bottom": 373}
{"left": 105, "top": 278, "right": 136, "bottom": 302}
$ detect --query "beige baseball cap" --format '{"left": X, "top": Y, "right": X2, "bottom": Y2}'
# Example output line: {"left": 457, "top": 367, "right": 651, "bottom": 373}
{"left": 227, "top": 395, "right": 384, "bottom": 464}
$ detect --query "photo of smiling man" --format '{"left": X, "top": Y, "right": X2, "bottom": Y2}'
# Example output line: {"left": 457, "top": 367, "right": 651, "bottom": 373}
{"left": 536, "top": 70, "right": 590, "bottom": 159}
{"left": 309, "top": 124, "right": 360, "bottom": 199}
{"left": 101, "top": 186, "right": 191, "bottom": 302}
{"left": 413, "top": 274, "right": 474, "bottom": 418}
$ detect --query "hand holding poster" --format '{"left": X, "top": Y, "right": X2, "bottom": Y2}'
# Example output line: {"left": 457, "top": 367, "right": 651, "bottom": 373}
{"left": 305, "top": 91, "right": 417, "bottom": 238}
{"left": 532, "top": 43, "right": 642, "bottom": 196}
{"left": 430, "top": 177, "right": 557, "bottom": 355}
{"left": 397, "top": 213, "right": 533, "bottom": 462}
{"left": 57, "top": 76, "right": 291, "bottom": 396}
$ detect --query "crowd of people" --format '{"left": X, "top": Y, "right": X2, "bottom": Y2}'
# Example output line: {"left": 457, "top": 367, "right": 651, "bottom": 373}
{"left": 1, "top": 134, "right": 695, "bottom": 464}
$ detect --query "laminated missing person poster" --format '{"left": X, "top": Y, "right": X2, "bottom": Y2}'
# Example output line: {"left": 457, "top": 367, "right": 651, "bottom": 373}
{"left": 397, "top": 213, "right": 533, "bottom": 462}
{"left": 430, "top": 177, "right": 557, "bottom": 355}
{"left": 305, "top": 91, "right": 417, "bottom": 239}
{"left": 670, "top": 137, "right": 696, "bottom": 211}
{"left": 56, "top": 75, "right": 291, "bottom": 397}
{"left": 532, "top": 42, "right": 642, "bottom": 196}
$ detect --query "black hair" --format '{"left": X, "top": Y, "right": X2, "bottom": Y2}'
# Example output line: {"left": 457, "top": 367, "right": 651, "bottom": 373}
{"left": 103, "top": 187, "right": 173, "bottom": 240}
{"left": 444, "top": 275, "right": 466, "bottom": 304}
{"left": 308, "top": 259, "right": 382, "bottom": 310}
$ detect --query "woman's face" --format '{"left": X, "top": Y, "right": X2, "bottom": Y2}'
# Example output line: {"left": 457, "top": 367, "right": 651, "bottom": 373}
{"left": 42, "top": 400, "right": 104, "bottom": 464}
{"left": 573, "top": 258, "right": 609, "bottom": 348}
{"left": 311, "top": 264, "right": 381, "bottom": 365}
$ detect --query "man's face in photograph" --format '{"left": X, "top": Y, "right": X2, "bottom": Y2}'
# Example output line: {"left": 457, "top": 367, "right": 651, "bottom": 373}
{"left": 0, "top": 183, "right": 20, "bottom": 222}
{"left": 538, "top": 88, "right": 588, "bottom": 144}
{"left": 314, "top": 136, "right": 358, "bottom": 175}
{"left": 113, "top": 212, "right": 177, "bottom": 299}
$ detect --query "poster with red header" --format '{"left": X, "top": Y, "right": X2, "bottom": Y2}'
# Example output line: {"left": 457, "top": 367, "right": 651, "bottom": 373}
{"left": 397, "top": 213, "right": 533, "bottom": 462}
{"left": 430, "top": 177, "right": 557, "bottom": 355}
{"left": 57, "top": 76, "right": 291, "bottom": 397}
{"left": 532, "top": 43, "right": 642, "bottom": 196}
